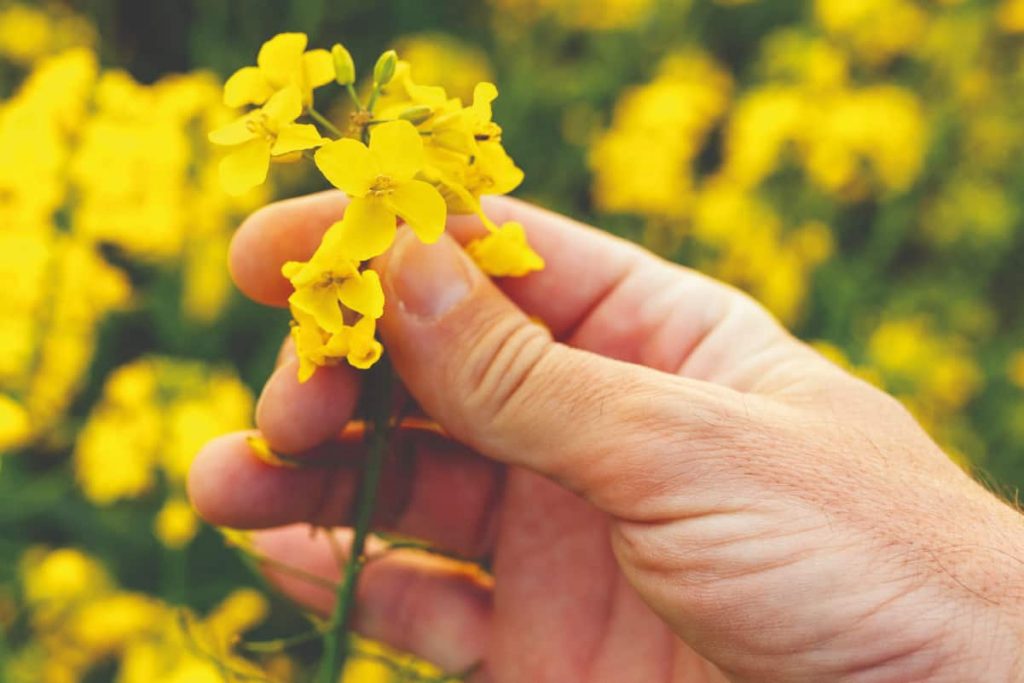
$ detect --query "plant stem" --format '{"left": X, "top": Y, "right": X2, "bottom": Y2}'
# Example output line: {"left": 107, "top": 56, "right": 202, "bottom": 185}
{"left": 308, "top": 107, "right": 344, "bottom": 138}
{"left": 317, "top": 357, "right": 393, "bottom": 683}
{"left": 346, "top": 83, "right": 363, "bottom": 110}
{"left": 367, "top": 84, "right": 381, "bottom": 114}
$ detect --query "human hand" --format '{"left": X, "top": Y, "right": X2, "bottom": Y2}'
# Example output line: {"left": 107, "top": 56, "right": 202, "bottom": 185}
{"left": 190, "top": 192, "right": 1024, "bottom": 682}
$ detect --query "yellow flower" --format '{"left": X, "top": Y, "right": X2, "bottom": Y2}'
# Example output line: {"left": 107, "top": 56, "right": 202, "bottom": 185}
{"left": 421, "top": 82, "right": 524, "bottom": 211}
{"left": 315, "top": 120, "right": 447, "bottom": 259}
{"left": 154, "top": 498, "right": 200, "bottom": 549}
{"left": 0, "top": 393, "right": 30, "bottom": 453}
{"left": 209, "top": 85, "right": 324, "bottom": 195}
{"left": 290, "top": 311, "right": 384, "bottom": 381}
{"left": 1008, "top": 351, "right": 1024, "bottom": 389}
{"left": 342, "top": 316, "right": 386, "bottom": 370}
{"left": 466, "top": 221, "right": 545, "bottom": 277}
{"left": 223, "top": 32, "right": 334, "bottom": 107}
{"left": 282, "top": 237, "right": 385, "bottom": 333}
{"left": 68, "top": 593, "right": 163, "bottom": 655}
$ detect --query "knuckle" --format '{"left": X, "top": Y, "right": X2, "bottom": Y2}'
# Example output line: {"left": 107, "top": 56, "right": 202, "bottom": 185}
{"left": 456, "top": 313, "right": 556, "bottom": 429}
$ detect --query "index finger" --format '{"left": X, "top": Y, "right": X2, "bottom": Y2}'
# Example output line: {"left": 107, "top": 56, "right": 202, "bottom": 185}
{"left": 229, "top": 192, "right": 647, "bottom": 338}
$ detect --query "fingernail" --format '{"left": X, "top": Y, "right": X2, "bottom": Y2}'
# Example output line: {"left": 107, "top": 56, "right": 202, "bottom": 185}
{"left": 389, "top": 232, "right": 473, "bottom": 319}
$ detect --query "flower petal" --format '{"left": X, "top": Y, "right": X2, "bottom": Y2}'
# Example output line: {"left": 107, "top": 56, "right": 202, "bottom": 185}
{"left": 385, "top": 179, "right": 447, "bottom": 244}
{"left": 224, "top": 67, "right": 274, "bottom": 107}
{"left": 258, "top": 33, "right": 307, "bottom": 88}
{"left": 470, "top": 82, "right": 498, "bottom": 122}
{"left": 219, "top": 139, "right": 271, "bottom": 196}
{"left": 477, "top": 141, "right": 524, "bottom": 195}
{"left": 290, "top": 310, "right": 328, "bottom": 382}
{"left": 262, "top": 85, "right": 303, "bottom": 129}
{"left": 208, "top": 114, "right": 257, "bottom": 146}
{"left": 281, "top": 260, "right": 308, "bottom": 284}
{"left": 339, "top": 269, "right": 384, "bottom": 319}
{"left": 465, "top": 221, "right": 545, "bottom": 277}
{"left": 347, "top": 317, "right": 383, "bottom": 370}
{"left": 272, "top": 123, "right": 325, "bottom": 156}
{"left": 314, "top": 139, "right": 379, "bottom": 197}
{"left": 303, "top": 49, "right": 336, "bottom": 89}
{"left": 289, "top": 285, "right": 345, "bottom": 334}
{"left": 334, "top": 199, "right": 397, "bottom": 260}
{"left": 323, "top": 329, "right": 351, "bottom": 358}
{"left": 369, "top": 120, "right": 424, "bottom": 183}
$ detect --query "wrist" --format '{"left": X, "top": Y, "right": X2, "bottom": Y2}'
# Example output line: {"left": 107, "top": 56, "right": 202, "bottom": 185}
{"left": 925, "top": 501, "right": 1024, "bottom": 681}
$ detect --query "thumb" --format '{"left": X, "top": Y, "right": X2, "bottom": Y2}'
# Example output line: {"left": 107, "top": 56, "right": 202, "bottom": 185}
{"left": 376, "top": 229, "right": 752, "bottom": 512}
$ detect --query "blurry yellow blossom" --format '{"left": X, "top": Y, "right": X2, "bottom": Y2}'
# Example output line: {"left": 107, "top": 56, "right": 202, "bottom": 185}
{"left": 760, "top": 30, "right": 848, "bottom": 90}
{"left": 74, "top": 358, "right": 252, "bottom": 544}
{"left": 691, "top": 179, "right": 832, "bottom": 325}
{"left": 0, "top": 3, "right": 94, "bottom": 66}
{"left": 804, "top": 86, "right": 926, "bottom": 198}
{"left": 0, "top": 394, "right": 30, "bottom": 453}
{"left": 868, "top": 317, "right": 982, "bottom": 412}
{"left": 720, "top": 85, "right": 805, "bottom": 188}
{"left": 21, "top": 547, "right": 111, "bottom": 608}
{"left": 203, "top": 588, "right": 269, "bottom": 640}
{"left": 155, "top": 499, "right": 200, "bottom": 549}
{"left": 223, "top": 32, "right": 334, "bottom": 107}
{"left": 998, "top": 0, "right": 1024, "bottom": 33}
{"left": 922, "top": 176, "right": 1016, "bottom": 245}
{"left": 1, "top": 233, "right": 130, "bottom": 447}
{"left": 1008, "top": 352, "right": 1024, "bottom": 389}
{"left": 722, "top": 82, "right": 926, "bottom": 199}
{"left": 0, "top": 40, "right": 256, "bottom": 456}
{"left": 16, "top": 547, "right": 273, "bottom": 683}
{"left": 210, "top": 84, "right": 325, "bottom": 195}
{"left": 315, "top": 120, "right": 447, "bottom": 257}
{"left": 590, "top": 51, "right": 732, "bottom": 216}
{"left": 814, "top": 0, "right": 926, "bottom": 66}
{"left": 0, "top": 4, "right": 50, "bottom": 65}
{"left": 489, "top": 0, "right": 660, "bottom": 30}
{"left": 68, "top": 594, "right": 165, "bottom": 657}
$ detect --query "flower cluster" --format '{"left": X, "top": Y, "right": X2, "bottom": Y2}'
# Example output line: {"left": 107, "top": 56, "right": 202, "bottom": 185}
{"left": 0, "top": 32, "right": 264, "bottom": 457}
{"left": 211, "top": 33, "right": 545, "bottom": 381}
{"left": 74, "top": 358, "right": 253, "bottom": 548}
{"left": 8, "top": 547, "right": 273, "bottom": 683}
{"left": 586, "top": 0, "right": 1024, "bottom": 463}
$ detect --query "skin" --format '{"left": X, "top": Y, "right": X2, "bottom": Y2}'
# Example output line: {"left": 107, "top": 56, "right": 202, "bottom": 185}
{"left": 190, "top": 192, "right": 1024, "bottom": 682}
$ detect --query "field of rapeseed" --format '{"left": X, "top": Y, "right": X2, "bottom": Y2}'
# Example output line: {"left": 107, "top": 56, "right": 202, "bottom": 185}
{"left": 2, "top": 0, "right": 1024, "bottom": 680}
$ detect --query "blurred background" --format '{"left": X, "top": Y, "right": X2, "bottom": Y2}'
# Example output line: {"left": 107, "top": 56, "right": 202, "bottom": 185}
{"left": 2, "top": 0, "right": 1024, "bottom": 680}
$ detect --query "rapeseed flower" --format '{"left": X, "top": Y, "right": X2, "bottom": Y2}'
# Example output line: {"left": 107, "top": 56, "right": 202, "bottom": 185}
{"left": 315, "top": 119, "right": 447, "bottom": 258}
{"left": 223, "top": 32, "right": 334, "bottom": 107}
{"left": 209, "top": 84, "right": 324, "bottom": 195}
{"left": 215, "top": 36, "right": 542, "bottom": 379}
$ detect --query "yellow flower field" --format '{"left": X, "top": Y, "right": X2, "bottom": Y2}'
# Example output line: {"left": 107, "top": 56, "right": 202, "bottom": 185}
{"left": 2, "top": 0, "right": 1023, "bottom": 680}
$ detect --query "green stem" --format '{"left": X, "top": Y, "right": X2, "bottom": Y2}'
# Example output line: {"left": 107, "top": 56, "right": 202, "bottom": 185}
{"left": 308, "top": 107, "right": 344, "bottom": 138}
{"left": 318, "top": 357, "right": 393, "bottom": 683}
{"left": 367, "top": 84, "right": 381, "bottom": 114}
{"left": 346, "top": 83, "right": 363, "bottom": 110}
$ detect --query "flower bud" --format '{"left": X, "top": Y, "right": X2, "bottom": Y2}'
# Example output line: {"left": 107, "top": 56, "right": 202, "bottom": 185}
{"left": 332, "top": 44, "right": 355, "bottom": 86}
{"left": 373, "top": 50, "right": 397, "bottom": 87}
{"left": 398, "top": 105, "right": 433, "bottom": 124}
